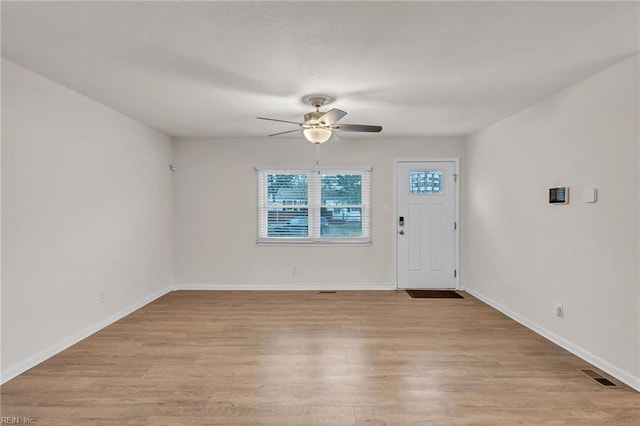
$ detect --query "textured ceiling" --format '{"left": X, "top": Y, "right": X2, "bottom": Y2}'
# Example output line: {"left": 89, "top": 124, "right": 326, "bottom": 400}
{"left": 2, "top": 1, "right": 638, "bottom": 139}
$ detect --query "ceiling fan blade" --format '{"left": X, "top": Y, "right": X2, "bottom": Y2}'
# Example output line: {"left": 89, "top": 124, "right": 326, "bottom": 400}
{"left": 257, "top": 117, "right": 303, "bottom": 125}
{"left": 268, "top": 129, "right": 300, "bottom": 137}
{"left": 333, "top": 124, "right": 382, "bottom": 133}
{"left": 318, "top": 108, "right": 347, "bottom": 125}
{"left": 326, "top": 132, "right": 340, "bottom": 143}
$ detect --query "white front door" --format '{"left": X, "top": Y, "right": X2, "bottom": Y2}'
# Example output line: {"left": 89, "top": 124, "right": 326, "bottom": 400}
{"left": 396, "top": 160, "right": 457, "bottom": 289}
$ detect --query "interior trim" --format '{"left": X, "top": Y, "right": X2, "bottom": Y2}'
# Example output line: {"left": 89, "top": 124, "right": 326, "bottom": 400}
{"left": 465, "top": 287, "right": 640, "bottom": 392}
{"left": 173, "top": 283, "right": 395, "bottom": 291}
{"left": 0, "top": 286, "right": 173, "bottom": 385}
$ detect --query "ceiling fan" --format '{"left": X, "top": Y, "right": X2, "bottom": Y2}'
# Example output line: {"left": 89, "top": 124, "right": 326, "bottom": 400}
{"left": 257, "top": 95, "right": 382, "bottom": 144}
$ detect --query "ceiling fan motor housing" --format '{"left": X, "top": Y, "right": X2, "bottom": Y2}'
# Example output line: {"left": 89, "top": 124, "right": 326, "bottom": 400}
{"left": 304, "top": 111, "right": 326, "bottom": 124}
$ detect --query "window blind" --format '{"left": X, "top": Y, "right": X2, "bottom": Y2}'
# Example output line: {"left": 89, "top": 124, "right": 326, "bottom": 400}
{"left": 257, "top": 167, "right": 372, "bottom": 245}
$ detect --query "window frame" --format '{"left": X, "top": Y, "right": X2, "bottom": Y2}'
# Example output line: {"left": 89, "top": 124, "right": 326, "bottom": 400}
{"left": 257, "top": 167, "right": 372, "bottom": 246}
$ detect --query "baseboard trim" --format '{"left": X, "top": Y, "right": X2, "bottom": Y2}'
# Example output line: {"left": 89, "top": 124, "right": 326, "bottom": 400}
{"left": 465, "top": 287, "right": 640, "bottom": 392}
{"left": 172, "top": 283, "right": 395, "bottom": 291}
{"left": 1, "top": 283, "right": 391, "bottom": 383}
{"left": 10, "top": 284, "right": 634, "bottom": 393}
{"left": 1, "top": 286, "right": 173, "bottom": 385}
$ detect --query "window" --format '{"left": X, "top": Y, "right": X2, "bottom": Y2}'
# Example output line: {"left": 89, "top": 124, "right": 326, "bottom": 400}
{"left": 257, "top": 167, "right": 371, "bottom": 244}
{"left": 409, "top": 171, "right": 443, "bottom": 194}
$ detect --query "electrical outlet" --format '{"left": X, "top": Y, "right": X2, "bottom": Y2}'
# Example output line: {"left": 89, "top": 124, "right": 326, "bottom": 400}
{"left": 100, "top": 291, "right": 107, "bottom": 304}
{"left": 293, "top": 266, "right": 299, "bottom": 276}
{"left": 554, "top": 303, "right": 563, "bottom": 318}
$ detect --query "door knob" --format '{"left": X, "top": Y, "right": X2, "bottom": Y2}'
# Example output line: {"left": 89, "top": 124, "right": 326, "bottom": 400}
{"left": 399, "top": 230, "right": 404, "bottom": 235}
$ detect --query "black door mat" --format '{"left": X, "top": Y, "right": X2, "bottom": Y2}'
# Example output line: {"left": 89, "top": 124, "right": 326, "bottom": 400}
{"left": 406, "top": 290, "right": 463, "bottom": 299}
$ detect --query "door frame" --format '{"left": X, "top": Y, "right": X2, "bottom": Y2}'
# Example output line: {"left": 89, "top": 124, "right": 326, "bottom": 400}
{"left": 393, "top": 158, "right": 461, "bottom": 290}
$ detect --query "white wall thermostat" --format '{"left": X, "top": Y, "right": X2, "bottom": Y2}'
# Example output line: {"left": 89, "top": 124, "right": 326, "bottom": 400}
{"left": 549, "top": 187, "right": 569, "bottom": 204}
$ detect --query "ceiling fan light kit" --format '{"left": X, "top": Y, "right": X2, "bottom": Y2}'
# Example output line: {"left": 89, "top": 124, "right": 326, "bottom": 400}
{"left": 257, "top": 94, "right": 382, "bottom": 144}
{"left": 303, "top": 128, "right": 332, "bottom": 144}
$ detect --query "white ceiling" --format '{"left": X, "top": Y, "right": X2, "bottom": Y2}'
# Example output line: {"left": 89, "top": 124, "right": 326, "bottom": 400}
{"left": 2, "top": 1, "right": 638, "bottom": 139}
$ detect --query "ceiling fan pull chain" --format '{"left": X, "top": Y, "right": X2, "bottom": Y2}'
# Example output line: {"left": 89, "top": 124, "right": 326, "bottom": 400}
{"left": 315, "top": 146, "right": 321, "bottom": 175}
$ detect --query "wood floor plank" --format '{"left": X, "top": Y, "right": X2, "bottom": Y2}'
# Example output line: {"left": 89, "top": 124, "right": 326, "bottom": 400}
{"left": 1, "top": 290, "right": 638, "bottom": 425}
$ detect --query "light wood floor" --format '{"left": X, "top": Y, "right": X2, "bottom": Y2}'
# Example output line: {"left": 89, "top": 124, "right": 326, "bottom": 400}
{"left": 1, "top": 290, "right": 639, "bottom": 425}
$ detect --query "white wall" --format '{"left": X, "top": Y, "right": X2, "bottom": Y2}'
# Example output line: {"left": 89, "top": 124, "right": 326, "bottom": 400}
{"left": 463, "top": 55, "right": 640, "bottom": 387}
{"left": 173, "top": 137, "right": 464, "bottom": 288}
{"left": 0, "top": 57, "right": 4, "bottom": 381}
{"left": 1, "top": 59, "right": 174, "bottom": 381}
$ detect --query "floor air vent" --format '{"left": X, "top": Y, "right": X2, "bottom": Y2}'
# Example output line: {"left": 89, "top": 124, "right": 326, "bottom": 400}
{"left": 593, "top": 377, "right": 617, "bottom": 387}
{"left": 580, "top": 369, "right": 618, "bottom": 387}
{"left": 318, "top": 291, "right": 337, "bottom": 294}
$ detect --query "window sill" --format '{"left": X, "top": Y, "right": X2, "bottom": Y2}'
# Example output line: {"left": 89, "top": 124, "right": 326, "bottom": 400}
{"left": 257, "top": 238, "right": 372, "bottom": 247}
